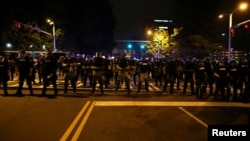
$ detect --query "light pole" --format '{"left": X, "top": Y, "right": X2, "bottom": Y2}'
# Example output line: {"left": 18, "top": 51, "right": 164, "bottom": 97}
{"left": 47, "top": 19, "right": 57, "bottom": 51}
{"left": 219, "top": 2, "right": 247, "bottom": 62}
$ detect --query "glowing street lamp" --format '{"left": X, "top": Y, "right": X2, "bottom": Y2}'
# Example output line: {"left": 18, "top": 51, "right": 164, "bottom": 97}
{"left": 47, "top": 19, "right": 56, "bottom": 51}
{"left": 6, "top": 43, "right": 12, "bottom": 49}
{"left": 219, "top": 2, "right": 248, "bottom": 62}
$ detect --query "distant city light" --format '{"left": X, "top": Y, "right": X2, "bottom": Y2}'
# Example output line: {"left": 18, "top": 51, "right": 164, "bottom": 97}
{"left": 140, "top": 44, "right": 145, "bottom": 49}
{"left": 159, "top": 26, "right": 168, "bottom": 29}
{"left": 42, "top": 45, "right": 46, "bottom": 50}
{"left": 127, "top": 44, "right": 132, "bottom": 49}
{"left": 6, "top": 43, "right": 12, "bottom": 48}
{"left": 154, "top": 19, "right": 173, "bottom": 23}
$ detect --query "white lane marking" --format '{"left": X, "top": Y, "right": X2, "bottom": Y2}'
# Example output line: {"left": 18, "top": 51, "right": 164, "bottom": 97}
{"left": 149, "top": 83, "right": 161, "bottom": 91}
{"left": 71, "top": 101, "right": 96, "bottom": 141}
{"left": 178, "top": 107, "right": 208, "bottom": 128}
{"left": 94, "top": 101, "right": 250, "bottom": 107}
{"left": 60, "top": 101, "right": 91, "bottom": 141}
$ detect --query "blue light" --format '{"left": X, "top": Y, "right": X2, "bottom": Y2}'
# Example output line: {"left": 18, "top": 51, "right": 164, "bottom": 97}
{"left": 128, "top": 44, "right": 132, "bottom": 49}
{"left": 140, "top": 44, "right": 145, "bottom": 49}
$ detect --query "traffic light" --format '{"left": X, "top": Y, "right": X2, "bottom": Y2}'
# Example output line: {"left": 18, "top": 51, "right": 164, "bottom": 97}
{"left": 230, "top": 28, "right": 235, "bottom": 37}
{"left": 244, "top": 24, "right": 249, "bottom": 29}
{"left": 127, "top": 43, "right": 132, "bottom": 49}
{"left": 244, "top": 24, "right": 250, "bottom": 34}
{"left": 140, "top": 44, "right": 145, "bottom": 49}
{"left": 16, "top": 23, "right": 21, "bottom": 29}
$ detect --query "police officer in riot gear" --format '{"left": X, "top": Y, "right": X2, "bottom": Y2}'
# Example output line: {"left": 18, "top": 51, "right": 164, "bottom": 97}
{"left": 128, "top": 56, "right": 137, "bottom": 86}
{"left": 115, "top": 53, "right": 131, "bottom": 95}
{"left": 182, "top": 57, "right": 195, "bottom": 95}
{"left": 228, "top": 60, "right": 239, "bottom": 101}
{"left": 91, "top": 52, "right": 104, "bottom": 95}
{"left": 41, "top": 50, "right": 58, "bottom": 96}
{"left": 82, "top": 55, "right": 93, "bottom": 87}
{"left": 237, "top": 58, "right": 248, "bottom": 99}
{"left": 75, "top": 54, "right": 84, "bottom": 82}
{"left": 15, "top": 50, "right": 34, "bottom": 96}
{"left": 152, "top": 57, "right": 162, "bottom": 86}
{"left": 213, "top": 59, "right": 229, "bottom": 100}
{"left": 62, "top": 51, "right": 77, "bottom": 94}
{"left": 194, "top": 59, "right": 207, "bottom": 98}
{"left": 204, "top": 58, "right": 214, "bottom": 96}
{"left": 103, "top": 55, "right": 112, "bottom": 88}
{"left": 0, "top": 53, "right": 10, "bottom": 96}
{"left": 136, "top": 55, "right": 151, "bottom": 94}
{"left": 162, "top": 57, "right": 177, "bottom": 95}
{"left": 174, "top": 58, "right": 183, "bottom": 90}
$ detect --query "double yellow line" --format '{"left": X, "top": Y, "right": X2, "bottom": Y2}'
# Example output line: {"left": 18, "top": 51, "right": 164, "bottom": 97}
{"left": 59, "top": 101, "right": 250, "bottom": 140}
{"left": 60, "top": 101, "right": 95, "bottom": 141}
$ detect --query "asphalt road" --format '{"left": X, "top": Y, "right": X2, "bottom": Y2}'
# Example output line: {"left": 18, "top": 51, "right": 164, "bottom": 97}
{"left": 0, "top": 75, "right": 250, "bottom": 141}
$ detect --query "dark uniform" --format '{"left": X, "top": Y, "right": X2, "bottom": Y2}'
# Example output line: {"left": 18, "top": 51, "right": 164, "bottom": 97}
{"left": 244, "top": 60, "right": 250, "bottom": 99}
{"left": 174, "top": 58, "right": 183, "bottom": 90}
{"left": 0, "top": 54, "right": 10, "bottom": 96}
{"left": 194, "top": 60, "right": 207, "bottom": 98}
{"left": 204, "top": 58, "right": 214, "bottom": 96}
{"left": 41, "top": 51, "right": 58, "bottom": 96}
{"left": 82, "top": 55, "right": 93, "bottom": 87}
{"left": 91, "top": 52, "right": 104, "bottom": 95}
{"left": 36, "top": 55, "right": 43, "bottom": 84}
{"left": 223, "top": 59, "right": 231, "bottom": 98}
{"left": 115, "top": 53, "right": 130, "bottom": 95}
{"left": 62, "top": 52, "right": 77, "bottom": 94}
{"left": 163, "top": 57, "right": 177, "bottom": 95}
{"left": 136, "top": 56, "right": 151, "bottom": 94}
{"left": 9, "top": 58, "right": 16, "bottom": 81}
{"left": 237, "top": 58, "right": 248, "bottom": 98}
{"left": 30, "top": 57, "right": 37, "bottom": 84}
{"left": 113, "top": 57, "right": 119, "bottom": 85}
{"left": 152, "top": 58, "right": 162, "bottom": 86}
{"left": 213, "top": 60, "right": 229, "bottom": 100}
{"left": 15, "top": 50, "right": 33, "bottom": 96}
{"left": 128, "top": 57, "right": 137, "bottom": 86}
{"left": 57, "top": 56, "right": 64, "bottom": 76}
{"left": 182, "top": 57, "right": 195, "bottom": 95}
{"left": 228, "top": 60, "right": 239, "bottom": 101}
{"left": 75, "top": 54, "right": 84, "bottom": 82}
{"left": 103, "top": 55, "right": 112, "bottom": 88}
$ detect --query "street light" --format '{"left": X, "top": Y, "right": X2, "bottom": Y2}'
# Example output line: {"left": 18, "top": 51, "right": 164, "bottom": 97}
{"left": 47, "top": 19, "right": 57, "bottom": 51}
{"left": 6, "top": 43, "right": 12, "bottom": 49}
{"left": 219, "top": 2, "right": 248, "bottom": 62}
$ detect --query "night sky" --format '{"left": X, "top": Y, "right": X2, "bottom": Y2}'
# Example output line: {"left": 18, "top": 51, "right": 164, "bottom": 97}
{"left": 110, "top": 0, "right": 178, "bottom": 39}
{"left": 1, "top": 0, "right": 249, "bottom": 54}
{"left": 110, "top": 0, "right": 250, "bottom": 40}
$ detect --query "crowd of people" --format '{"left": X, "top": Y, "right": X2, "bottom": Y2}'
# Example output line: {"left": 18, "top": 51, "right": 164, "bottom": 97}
{"left": 0, "top": 50, "right": 250, "bottom": 101}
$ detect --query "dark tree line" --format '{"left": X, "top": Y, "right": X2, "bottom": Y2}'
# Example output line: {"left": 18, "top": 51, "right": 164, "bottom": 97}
{"left": 0, "top": 0, "right": 116, "bottom": 55}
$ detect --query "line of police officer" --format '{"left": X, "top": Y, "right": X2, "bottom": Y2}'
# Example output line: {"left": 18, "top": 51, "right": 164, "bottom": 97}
{"left": 1, "top": 50, "right": 250, "bottom": 101}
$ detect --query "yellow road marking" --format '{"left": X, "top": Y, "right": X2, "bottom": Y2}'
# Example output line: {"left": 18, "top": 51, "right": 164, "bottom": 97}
{"left": 60, "top": 101, "right": 250, "bottom": 141}
{"left": 60, "top": 101, "right": 91, "bottom": 141}
{"left": 71, "top": 101, "right": 96, "bottom": 141}
{"left": 94, "top": 101, "right": 250, "bottom": 107}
